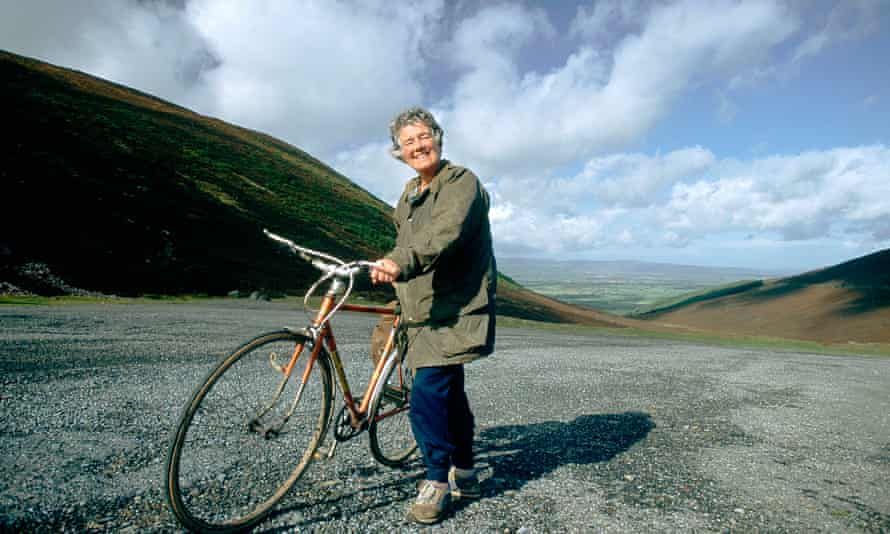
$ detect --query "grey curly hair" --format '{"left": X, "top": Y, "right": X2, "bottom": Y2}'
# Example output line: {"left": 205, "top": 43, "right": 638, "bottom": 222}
{"left": 388, "top": 107, "right": 444, "bottom": 161}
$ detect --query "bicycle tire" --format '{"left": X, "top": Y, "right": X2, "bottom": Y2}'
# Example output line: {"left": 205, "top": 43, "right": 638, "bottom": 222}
{"left": 165, "top": 330, "right": 333, "bottom": 532}
{"left": 368, "top": 348, "right": 417, "bottom": 467}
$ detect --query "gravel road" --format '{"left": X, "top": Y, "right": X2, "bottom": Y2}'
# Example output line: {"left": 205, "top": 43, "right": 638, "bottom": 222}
{"left": 1, "top": 300, "right": 889, "bottom": 533}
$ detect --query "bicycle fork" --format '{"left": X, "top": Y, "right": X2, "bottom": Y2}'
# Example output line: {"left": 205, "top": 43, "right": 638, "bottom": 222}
{"left": 248, "top": 334, "right": 322, "bottom": 439}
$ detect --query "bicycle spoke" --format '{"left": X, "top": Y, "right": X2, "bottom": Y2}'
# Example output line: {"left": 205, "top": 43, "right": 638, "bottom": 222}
{"left": 166, "top": 332, "right": 333, "bottom": 531}
{"left": 369, "top": 352, "right": 417, "bottom": 467}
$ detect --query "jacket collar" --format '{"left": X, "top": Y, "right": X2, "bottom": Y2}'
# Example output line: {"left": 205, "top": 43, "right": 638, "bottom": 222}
{"left": 407, "top": 159, "right": 450, "bottom": 205}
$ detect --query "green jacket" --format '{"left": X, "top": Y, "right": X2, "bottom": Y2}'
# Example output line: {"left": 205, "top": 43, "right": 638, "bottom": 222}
{"left": 386, "top": 160, "right": 496, "bottom": 368}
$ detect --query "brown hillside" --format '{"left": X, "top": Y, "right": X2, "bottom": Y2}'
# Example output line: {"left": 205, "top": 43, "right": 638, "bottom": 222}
{"left": 644, "top": 249, "right": 890, "bottom": 344}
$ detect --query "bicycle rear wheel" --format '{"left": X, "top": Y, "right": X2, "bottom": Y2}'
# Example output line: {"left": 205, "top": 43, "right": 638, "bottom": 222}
{"left": 368, "top": 349, "right": 417, "bottom": 467}
{"left": 165, "top": 330, "right": 333, "bottom": 532}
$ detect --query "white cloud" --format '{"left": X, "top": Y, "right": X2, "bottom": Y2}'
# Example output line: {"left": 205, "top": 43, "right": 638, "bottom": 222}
{"left": 440, "top": 0, "right": 797, "bottom": 180}
{"left": 579, "top": 146, "right": 716, "bottom": 206}
{"left": 491, "top": 202, "right": 625, "bottom": 255}
{"left": 186, "top": 0, "right": 441, "bottom": 155}
{"left": 489, "top": 145, "right": 890, "bottom": 259}
{"left": 661, "top": 145, "right": 890, "bottom": 241}
{"left": 0, "top": 0, "right": 216, "bottom": 110}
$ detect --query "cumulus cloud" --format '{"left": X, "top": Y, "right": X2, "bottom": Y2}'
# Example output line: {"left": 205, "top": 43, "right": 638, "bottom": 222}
{"left": 489, "top": 144, "right": 890, "bottom": 257}
{"left": 439, "top": 0, "right": 797, "bottom": 179}
{"left": 0, "top": 0, "right": 217, "bottom": 110}
{"left": 663, "top": 145, "right": 890, "bottom": 240}
{"left": 186, "top": 0, "right": 441, "bottom": 155}
{"left": 577, "top": 146, "right": 716, "bottom": 207}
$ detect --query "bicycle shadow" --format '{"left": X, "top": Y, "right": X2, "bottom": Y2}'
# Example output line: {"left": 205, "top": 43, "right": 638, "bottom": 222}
{"left": 260, "top": 411, "right": 653, "bottom": 531}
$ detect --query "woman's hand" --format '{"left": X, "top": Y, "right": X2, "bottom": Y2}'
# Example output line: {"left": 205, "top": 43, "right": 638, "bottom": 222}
{"left": 370, "top": 258, "right": 401, "bottom": 285}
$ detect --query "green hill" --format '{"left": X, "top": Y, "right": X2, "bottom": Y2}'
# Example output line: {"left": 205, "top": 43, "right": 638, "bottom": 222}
{"left": 0, "top": 50, "right": 628, "bottom": 327}
{"left": 1, "top": 50, "right": 400, "bottom": 298}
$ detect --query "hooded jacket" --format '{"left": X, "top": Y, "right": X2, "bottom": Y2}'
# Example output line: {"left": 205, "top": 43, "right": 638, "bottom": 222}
{"left": 385, "top": 160, "right": 496, "bottom": 368}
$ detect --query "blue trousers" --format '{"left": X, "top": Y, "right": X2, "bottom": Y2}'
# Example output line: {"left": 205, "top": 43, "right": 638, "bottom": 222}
{"left": 410, "top": 365, "right": 475, "bottom": 483}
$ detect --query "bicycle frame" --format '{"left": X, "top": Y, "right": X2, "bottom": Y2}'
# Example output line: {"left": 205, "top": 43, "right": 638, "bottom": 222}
{"left": 261, "top": 278, "right": 407, "bottom": 442}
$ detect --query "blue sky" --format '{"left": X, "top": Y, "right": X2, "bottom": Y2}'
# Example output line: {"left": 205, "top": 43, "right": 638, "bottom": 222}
{"left": 2, "top": 0, "right": 888, "bottom": 272}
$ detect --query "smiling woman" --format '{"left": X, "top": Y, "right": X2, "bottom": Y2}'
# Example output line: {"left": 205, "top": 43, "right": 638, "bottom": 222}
{"left": 398, "top": 123, "right": 440, "bottom": 180}
{"left": 387, "top": 107, "right": 445, "bottom": 180}
{"left": 370, "top": 106, "right": 497, "bottom": 524}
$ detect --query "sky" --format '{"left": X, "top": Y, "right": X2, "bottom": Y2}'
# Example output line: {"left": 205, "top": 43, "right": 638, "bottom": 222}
{"left": 2, "top": 0, "right": 888, "bottom": 272}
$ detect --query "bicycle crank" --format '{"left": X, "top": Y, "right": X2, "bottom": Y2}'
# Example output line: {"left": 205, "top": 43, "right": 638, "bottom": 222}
{"left": 332, "top": 403, "right": 364, "bottom": 442}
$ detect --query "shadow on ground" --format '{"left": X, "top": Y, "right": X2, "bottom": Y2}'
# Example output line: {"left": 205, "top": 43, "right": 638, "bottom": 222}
{"left": 473, "top": 411, "right": 655, "bottom": 496}
{"left": 262, "top": 411, "right": 654, "bottom": 531}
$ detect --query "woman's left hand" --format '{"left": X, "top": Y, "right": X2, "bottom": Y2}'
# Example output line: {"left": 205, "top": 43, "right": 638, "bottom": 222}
{"left": 370, "top": 259, "right": 401, "bottom": 285}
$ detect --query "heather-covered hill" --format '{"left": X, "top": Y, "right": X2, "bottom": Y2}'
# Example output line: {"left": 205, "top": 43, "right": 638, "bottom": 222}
{"left": 1, "top": 50, "right": 395, "bottom": 297}
{"left": 637, "top": 249, "right": 890, "bottom": 344}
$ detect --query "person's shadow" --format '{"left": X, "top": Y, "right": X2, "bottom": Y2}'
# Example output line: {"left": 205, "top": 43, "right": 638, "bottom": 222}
{"left": 469, "top": 411, "right": 655, "bottom": 498}
{"left": 261, "top": 411, "right": 654, "bottom": 530}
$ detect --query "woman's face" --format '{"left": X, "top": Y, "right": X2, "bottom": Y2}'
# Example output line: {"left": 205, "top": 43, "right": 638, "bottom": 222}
{"left": 398, "top": 122, "right": 440, "bottom": 177}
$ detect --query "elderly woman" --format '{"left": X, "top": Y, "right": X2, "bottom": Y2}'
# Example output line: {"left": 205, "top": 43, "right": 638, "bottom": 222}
{"left": 371, "top": 107, "right": 496, "bottom": 524}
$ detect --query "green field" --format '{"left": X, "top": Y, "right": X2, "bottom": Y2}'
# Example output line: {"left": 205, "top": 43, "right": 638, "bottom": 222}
{"left": 497, "top": 258, "right": 781, "bottom": 316}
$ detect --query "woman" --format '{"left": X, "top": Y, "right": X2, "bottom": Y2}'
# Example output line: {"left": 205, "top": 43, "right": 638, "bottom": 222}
{"left": 371, "top": 107, "right": 496, "bottom": 524}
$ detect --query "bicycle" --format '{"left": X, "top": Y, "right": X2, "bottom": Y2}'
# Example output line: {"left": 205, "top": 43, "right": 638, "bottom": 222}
{"left": 165, "top": 229, "right": 417, "bottom": 532}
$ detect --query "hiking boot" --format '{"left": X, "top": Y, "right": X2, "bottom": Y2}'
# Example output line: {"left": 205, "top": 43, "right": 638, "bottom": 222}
{"left": 448, "top": 466, "right": 481, "bottom": 499}
{"left": 408, "top": 481, "right": 451, "bottom": 524}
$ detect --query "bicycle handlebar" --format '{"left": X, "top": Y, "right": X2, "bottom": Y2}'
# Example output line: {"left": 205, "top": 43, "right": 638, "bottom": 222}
{"left": 263, "top": 229, "right": 379, "bottom": 323}
{"left": 264, "top": 229, "right": 376, "bottom": 278}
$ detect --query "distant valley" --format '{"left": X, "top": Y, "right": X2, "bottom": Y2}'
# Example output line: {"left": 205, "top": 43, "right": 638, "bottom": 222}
{"left": 497, "top": 257, "right": 785, "bottom": 316}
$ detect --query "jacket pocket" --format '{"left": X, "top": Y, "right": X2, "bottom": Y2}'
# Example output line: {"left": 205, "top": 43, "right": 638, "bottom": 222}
{"left": 434, "top": 314, "right": 490, "bottom": 357}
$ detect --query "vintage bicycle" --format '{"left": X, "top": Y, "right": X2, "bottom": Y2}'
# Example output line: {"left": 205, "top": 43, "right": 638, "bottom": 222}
{"left": 165, "top": 229, "right": 417, "bottom": 532}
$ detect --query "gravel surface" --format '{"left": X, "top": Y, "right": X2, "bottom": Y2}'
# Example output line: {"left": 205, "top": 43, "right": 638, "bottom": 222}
{"left": 1, "top": 300, "right": 889, "bottom": 533}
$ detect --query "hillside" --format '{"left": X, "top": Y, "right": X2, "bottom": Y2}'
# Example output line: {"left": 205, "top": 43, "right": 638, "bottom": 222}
{"left": 1, "top": 50, "right": 397, "bottom": 297}
{"left": 636, "top": 249, "right": 890, "bottom": 344}
{"left": 0, "top": 50, "right": 628, "bottom": 326}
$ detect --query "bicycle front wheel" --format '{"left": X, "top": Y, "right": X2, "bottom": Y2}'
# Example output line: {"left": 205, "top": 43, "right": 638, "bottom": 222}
{"left": 368, "top": 349, "right": 417, "bottom": 467}
{"left": 165, "top": 330, "right": 333, "bottom": 532}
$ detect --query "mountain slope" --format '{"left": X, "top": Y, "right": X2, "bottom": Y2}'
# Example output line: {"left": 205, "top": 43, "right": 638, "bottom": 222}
{"left": 2, "top": 50, "right": 397, "bottom": 297}
{"left": 637, "top": 249, "right": 890, "bottom": 343}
